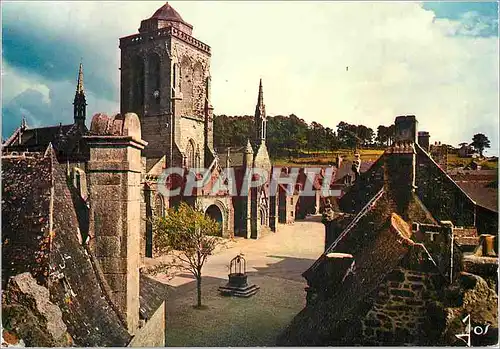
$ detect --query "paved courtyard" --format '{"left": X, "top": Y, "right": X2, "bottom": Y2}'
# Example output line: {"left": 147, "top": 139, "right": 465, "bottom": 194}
{"left": 146, "top": 216, "right": 324, "bottom": 347}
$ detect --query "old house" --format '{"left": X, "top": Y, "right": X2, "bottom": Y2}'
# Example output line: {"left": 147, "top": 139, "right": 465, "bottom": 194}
{"left": 277, "top": 115, "right": 498, "bottom": 346}
{"left": 2, "top": 114, "right": 167, "bottom": 346}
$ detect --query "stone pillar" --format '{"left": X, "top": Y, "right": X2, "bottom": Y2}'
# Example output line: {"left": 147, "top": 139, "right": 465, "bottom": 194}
{"left": 269, "top": 194, "right": 278, "bottom": 232}
{"left": 85, "top": 113, "right": 147, "bottom": 334}
{"left": 417, "top": 131, "right": 430, "bottom": 152}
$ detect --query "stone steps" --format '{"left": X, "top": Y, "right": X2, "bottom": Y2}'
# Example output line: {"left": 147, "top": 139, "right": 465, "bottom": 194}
{"left": 218, "top": 283, "right": 260, "bottom": 298}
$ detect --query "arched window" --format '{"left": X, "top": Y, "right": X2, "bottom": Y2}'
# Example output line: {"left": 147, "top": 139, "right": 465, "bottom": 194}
{"left": 180, "top": 56, "right": 193, "bottom": 116}
{"left": 186, "top": 139, "right": 196, "bottom": 169}
{"left": 154, "top": 195, "right": 165, "bottom": 217}
{"left": 172, "top": 63, "right": 178, "bottom": 96}
{"left": 148, "top": 54, "right": 161, "bottom": 107}
{"left": 193, "top": 62, "right": 204, "bottom": 116}
{"left": 132, "top": 56, "right": 145, "bottom": 114}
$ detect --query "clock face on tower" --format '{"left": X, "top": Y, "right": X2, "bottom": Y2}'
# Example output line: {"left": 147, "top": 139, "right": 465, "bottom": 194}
{"left": 153, "top": 90, "right": 160, "bottom": 99}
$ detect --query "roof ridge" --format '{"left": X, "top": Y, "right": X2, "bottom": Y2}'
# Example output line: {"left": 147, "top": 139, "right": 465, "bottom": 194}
{"left": 307, "top": 188, "right": 385, "bottom": 273}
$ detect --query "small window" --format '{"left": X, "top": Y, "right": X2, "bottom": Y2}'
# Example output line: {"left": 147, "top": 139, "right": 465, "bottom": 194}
{"left": 291, "top": 211, "right": 294, "bottom": 217}
{"left": 290, "top": 197, "right": 293, "bottom": 205}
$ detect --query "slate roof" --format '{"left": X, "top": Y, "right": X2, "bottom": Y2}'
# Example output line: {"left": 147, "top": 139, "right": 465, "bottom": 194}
{"left": 139, "top": 275, "right": 169, "bottom": 320}
{"left": 333, "top": 159, "right": 376, "bottom": 184}
{"left": 3, "top": 123, "right": 89, "bottom": 162}
{"left": 449, "top": 171, "right": 498, "bottom": 212}
{"left": 3, "top": 124, "right": 72, "bottom": 150}
{"left": 150, "top": 2, "right": 190, "bottom": 26}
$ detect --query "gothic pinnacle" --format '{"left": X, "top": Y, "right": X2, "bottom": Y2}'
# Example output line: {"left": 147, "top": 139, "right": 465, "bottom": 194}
{"left": 76, "top": 62, "right": 84, "bottom": 94}
{"left": 257, "top": 78, "right": 264, "bottom": 106}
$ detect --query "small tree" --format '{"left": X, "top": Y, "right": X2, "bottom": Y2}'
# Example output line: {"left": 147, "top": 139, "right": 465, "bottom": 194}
{"left": 150, "top": 202, "right": 224, "bottom": 308}
{"left": 471, "top": 133, "right": 491, "bottom": 157}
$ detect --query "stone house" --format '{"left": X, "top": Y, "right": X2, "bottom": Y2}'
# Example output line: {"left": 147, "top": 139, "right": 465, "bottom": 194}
{"left": 277, "top": 115, "right": 498, "bottom": 346}
{"left": 2, "top": 114, "right": 167, "bottom": 346}
{"left": 458, "top": 143, "right": 477, "bottom": 158}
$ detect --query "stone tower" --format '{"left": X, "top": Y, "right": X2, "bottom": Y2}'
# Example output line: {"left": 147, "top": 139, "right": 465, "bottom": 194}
{"left": 254, "top": 79, "right": 267, "bottom": 146}
{"left": 119, "top": 2, "right": 214, "bottom": 169}
{"left": 73, "top": 63, "right": 87, "bottom": 128}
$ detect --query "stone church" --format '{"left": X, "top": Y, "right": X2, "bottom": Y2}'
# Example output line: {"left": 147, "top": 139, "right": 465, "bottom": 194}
{"left": 3, "top": 2, "right": 276, "bottom": 260}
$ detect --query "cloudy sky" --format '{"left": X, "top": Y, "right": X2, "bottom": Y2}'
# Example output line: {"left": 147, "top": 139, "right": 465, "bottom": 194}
{"left": 2, "top": 1, "right": 499, "bottom": 154}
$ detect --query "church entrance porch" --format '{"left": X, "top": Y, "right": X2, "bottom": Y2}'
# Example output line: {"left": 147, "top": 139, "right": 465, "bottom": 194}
{"left": 205, "top": 204, "right": 223, "bottom": 236}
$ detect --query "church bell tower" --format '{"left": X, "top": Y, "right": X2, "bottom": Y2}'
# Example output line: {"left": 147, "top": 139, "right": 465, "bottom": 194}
{"left": 119, "top": 2, "right": 214, "bottom": 167}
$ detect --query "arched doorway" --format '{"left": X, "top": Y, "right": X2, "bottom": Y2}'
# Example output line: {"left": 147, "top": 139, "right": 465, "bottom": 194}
{"left": 260, "top": 207, "right": 267, "bottom": 226}
{"left": 205, "top": 204, "right": 223, "bottom": 236}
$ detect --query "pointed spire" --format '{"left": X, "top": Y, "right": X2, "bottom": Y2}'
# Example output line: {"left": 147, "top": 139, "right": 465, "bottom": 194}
{"left": 254, "top": 78, "right": 267, "bottom": 145}
{"left": 21, "top": 116, "right": 27, "bottom": 129}
{"left": 257, "top": 78, "right": 263, "bottom": 106}
{"left": 74, "top": 62, "right": 87, "bottom": 127}
{"left": 76, "top": 61, "right": 84, "bottom": 94}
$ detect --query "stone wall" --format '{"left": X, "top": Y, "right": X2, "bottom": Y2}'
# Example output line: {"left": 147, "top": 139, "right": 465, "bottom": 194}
{"left": 175, "top": 116, "right": 205, "bottom": 167}
{"left": 362, "top": 268, "right": 442, "bottom": 345}
{"left": 278, "top": 187, "right": 298, "bottom": 224}
{"left": 129, "top": 302, "right": 165, "bottom": 347}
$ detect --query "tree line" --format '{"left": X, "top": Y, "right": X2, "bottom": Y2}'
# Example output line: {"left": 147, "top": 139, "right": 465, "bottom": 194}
{"left": 213, "top": 114, "right": 493, "bottom": 159}
{"left": 213, "top": 114, "right": 395, "bottom": 158}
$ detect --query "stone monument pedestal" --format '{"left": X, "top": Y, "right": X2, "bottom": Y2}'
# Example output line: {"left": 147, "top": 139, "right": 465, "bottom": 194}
{"left": 219, "top": 273, "right": 259, "bottom": 298}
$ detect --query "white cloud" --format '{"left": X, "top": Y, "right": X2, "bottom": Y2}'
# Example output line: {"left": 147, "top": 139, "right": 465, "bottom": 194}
{"left": 2, "top": 1, "right": 498, "bottom": 153}
{"left": 2, "top": 62, "right": 51, "bottom": 104}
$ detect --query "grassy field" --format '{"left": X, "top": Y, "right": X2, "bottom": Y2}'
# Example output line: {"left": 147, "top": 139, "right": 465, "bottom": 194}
{"left": 447, "top": 154, "right": 498, "bottom": 169}
{"left": 273, "top": 148, "right": 498, "bottom": 169}
{"left": 272, "top": 148, "right": 385, "bottom": 166}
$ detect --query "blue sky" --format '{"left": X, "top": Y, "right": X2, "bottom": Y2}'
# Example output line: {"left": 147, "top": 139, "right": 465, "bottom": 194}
{"left": 2, "top": 1, "right": 499, "bottom": 154}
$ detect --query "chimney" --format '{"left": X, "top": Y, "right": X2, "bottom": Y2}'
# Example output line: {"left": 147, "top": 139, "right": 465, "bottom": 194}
{"left": 417, "top": 131, "right": 430, "bottom": 152}
{"left": 384, "top": 116, "right": 417, "bottom": 219}
{"left": 84, "top": 113, "right": 147, "bottom": 334}
{"left": 394, "top": 115, "right": 418, "bottom": 143}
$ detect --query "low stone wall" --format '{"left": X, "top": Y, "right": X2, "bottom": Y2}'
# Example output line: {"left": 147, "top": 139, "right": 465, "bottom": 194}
{"left": 361, "top": 268, "right": 440, "bottom": 345}
{"left": 129, "top": 302, "right": 165, "bottom": 347}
